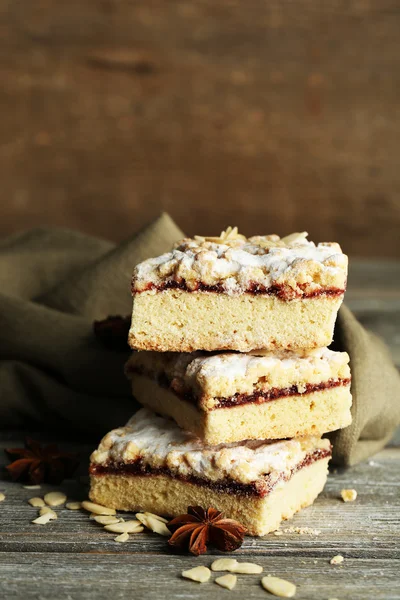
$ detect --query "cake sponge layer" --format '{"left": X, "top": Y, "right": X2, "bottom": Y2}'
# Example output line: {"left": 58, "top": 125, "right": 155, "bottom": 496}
{"left": 129, "top": 290, "right": 343, "bottom": 352}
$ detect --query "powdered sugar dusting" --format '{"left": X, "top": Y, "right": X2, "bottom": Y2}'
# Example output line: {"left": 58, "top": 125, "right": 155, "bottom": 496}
{"left": 186, "top": 347, "right": 349, "bottom": 382}
{"left": 132, "top": 231, "right": 347, "bottom": 296}
{"left": 91, "top": 409, "right": 331, "bottom": 485}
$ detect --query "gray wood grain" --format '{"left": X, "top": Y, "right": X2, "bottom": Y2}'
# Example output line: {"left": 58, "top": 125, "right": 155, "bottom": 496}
{"left": 0, "top": 446, "right": 399, "bottom": 599}
{"left": 346, "top": 261, "right": 400, "bottom": 368}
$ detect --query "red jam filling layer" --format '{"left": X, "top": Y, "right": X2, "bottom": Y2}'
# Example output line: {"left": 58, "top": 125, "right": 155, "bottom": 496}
{"left": 213, "top": 378, "right": 351, "bottom": 409}
{"left": 132, "top": 279, "right": 345, "bottom": 300}
{"left": 126, "top": 367, "right": 351, "bottom": 410}
{"left": 90, "top": 447, "right": 331, "bottom": 499}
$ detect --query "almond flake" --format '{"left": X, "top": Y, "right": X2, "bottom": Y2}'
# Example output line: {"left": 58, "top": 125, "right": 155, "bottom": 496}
{"left": 142, "top": 511, "right": 168, "bottom": 524}
{"left": 44, "top": 491, "right": 67, "bottom": 507}
{"left": 341, "top": 489, "right": 357, "bottom": 502}
{"left": 39, "top": 507, "right": 57, "bottom": 519}
{"left": 330, "top": 555, "right": 344, "bottom": 565}
{"left": 93, "top": 515, "right": 120, "bottom": 525}
{"left": 104, "top": 521, "right": 143, "bottom": 534}
{"left": 28, "top": 497, "right": 45, "bottom": 507}
{"left": 136, "top": 513, "right": 170, "bottom": 536}
{"left": 211, "top": 558, "right": 239, "bottom": 572}
{"left": 232, "top": 562, "right": 263, "bottom": 574}
{"left": 90, "top": 512, "right": 123, "bottom": 520}
{"left": 274, "top": 530, "right": 283, "bottom": 536}
{"left": 32, "top": 513, "right": 54, "bottom": 525}
{"left": 261, "top": 576, "right": 296, "bottom": 598}
{"left": 0, "top": 492, "right": 5, "bottom": 502}
{"left": 66, "top": 502, "right": 82, "bottom": 510}
{"left": 114, "top": 532, "right": 129, "bottom": 543}
{"left": 281, "top": 231, "right": 308, "bottom": 245}
{"left": 182, "top": 566, "right": 211, "bottom": 583}
{"left": 215, "top": 574, "right": 237, "bottom": 590}
{"left": 81, "top": 500, "right": 116, "bottom": 515}
{"left": 23, "top": 485, "right": 41, "bottom": 490}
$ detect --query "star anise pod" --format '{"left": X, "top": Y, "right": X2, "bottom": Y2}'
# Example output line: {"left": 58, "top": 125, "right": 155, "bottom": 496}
{"left": 5, "top": 438, "right": 80, "bottom": 484}
{"left": 167, "top": 506, "right": 247, "bottom": 556}
{"left": 93, "top": 315, "right": 131, "bottom": 352}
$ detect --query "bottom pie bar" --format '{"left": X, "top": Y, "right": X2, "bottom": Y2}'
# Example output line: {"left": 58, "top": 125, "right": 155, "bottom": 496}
{"left": 89, "top": 409, "right": 331, "bottom": 536}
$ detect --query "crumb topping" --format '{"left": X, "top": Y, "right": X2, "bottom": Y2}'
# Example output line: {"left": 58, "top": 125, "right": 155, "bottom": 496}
{"left": 126, "top": 348, "right": 351, "bottom": 408}
{"left": 132, "top": 229, "right": 347, "bottom": 297}
{"left": 91, "top": 409, "right": 331, "bottom": 485}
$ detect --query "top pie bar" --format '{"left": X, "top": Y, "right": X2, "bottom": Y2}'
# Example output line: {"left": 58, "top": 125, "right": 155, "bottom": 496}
{"left": 129, "top": 228, "right": 348, "bottom": 352}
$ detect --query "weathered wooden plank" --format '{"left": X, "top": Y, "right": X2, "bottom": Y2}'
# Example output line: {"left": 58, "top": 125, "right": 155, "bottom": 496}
{"left": 1, "top": 553, "right": 399, "bottom": 600}
{"left": 0, "top": 1, "right": 400, "bottom": 256}
{"left": 347, "top": 261, "right": 400, "bottom": 306}
{"left": 344, "top": 262, "right": 400, "bottom": 367}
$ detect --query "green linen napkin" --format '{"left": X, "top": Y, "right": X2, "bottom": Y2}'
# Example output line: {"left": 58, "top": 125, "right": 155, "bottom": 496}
{"left": 0, "top": 213, "right": 398, "bottom": 465}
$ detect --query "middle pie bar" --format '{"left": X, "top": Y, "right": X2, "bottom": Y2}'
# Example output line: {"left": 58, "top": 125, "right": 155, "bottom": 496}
{"left": 125, "top": 347, "right": 352, "bottom": 445}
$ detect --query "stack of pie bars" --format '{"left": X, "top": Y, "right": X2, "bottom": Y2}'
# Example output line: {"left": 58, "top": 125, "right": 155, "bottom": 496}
{"left": 89, "top": 228, "right": 352, "bottom": 536}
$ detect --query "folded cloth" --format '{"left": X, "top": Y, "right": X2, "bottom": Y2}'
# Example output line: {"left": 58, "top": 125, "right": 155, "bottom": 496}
{"left": 0, "top": 214, "right": 398, "bottom": 465}
{"left": 329, "top": 305, "right": 400, "bottom": 465}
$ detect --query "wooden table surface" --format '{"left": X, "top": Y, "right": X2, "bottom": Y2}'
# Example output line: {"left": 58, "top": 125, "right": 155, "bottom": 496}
{"left": 1, "top": 260, "right": 399, "bottom": 600}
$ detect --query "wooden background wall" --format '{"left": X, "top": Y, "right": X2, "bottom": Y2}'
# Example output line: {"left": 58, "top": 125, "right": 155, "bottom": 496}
{"left": 0, "top": 0, "right": 399, "bottom": 257}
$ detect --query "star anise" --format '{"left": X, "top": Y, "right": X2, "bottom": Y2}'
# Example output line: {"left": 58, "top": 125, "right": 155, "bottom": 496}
{"left": 167, "top": 506, "right": 247, "bottom": 556}
{"left": 93, "top": 315, "right": 131, "bottom": 352}
{"left": 5, "top": 438, "right": 80, "bottom": 484}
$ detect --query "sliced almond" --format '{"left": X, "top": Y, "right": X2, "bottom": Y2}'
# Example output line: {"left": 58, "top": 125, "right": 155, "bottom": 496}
{"left": 232, "top": 562, "right": 263, "bottom": 574}
{"left": 81, "top": 500, "right": 116, "bottom": 515}
{"left": 330, "top": 555, "right": 344, "bottom": 565}
{"left": 341, "top": 489, "right": 357, "bottom": 502}
{"left": 28, "top": 497, "right": 45, "bottom": 507}
{"left": 281, "top": 231, "right": 308, "bottom": 245}
{"left": 44, "top": 491, "right": 67, "bottom": 507}
{"left": 39, "top": 507, "right": 57, "bottom": 519}
{"left": 93, "top": 515, "right": 121, "bottom": 525}
{"left": 104, "top": 521, "right": 143, "bottom": 534}
{"left": 146, "top": 516, "right": 170, "bottom": 537}
{"left": 66, "top": 501, "right": 82, "bottom": 510}
{"left": 114, "top": 532, "right": 129, "bottom": 543}
{"left": 211, "top": 558, "right": 239, "bottom": 572}
{"left": 136, "top": 513, "right": 149, "bottom": 525}
{"left": 215, "top": 574, "right": 237, "bottom": 590}
{"left": 136, "top": 513, "right": 170, "bottom": 536}
{"left": 142, "top": 511, "right": 168, "bottom": 524}
{"left": 182, "top": 566, "right": 211, "bottom": 583}
{"left": 23, "top": 485, "right": 41, "bottom": 490}
{"left": 0, "top": 492, "right": 5, "bottom": 502}
{"left": 32, "top": 513, "right": 54, "bottom": 525}
{"left": 90, "top": 512, "right": 123, "bottom": 520}
{"left": 261, "top": 576, "right": 296, "bottom": 597}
